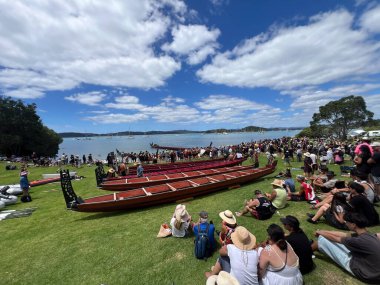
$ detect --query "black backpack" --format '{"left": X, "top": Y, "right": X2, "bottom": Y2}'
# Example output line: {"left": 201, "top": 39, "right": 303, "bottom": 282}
{"left": 194, "top": 223, "right": 211, "bottom": 259}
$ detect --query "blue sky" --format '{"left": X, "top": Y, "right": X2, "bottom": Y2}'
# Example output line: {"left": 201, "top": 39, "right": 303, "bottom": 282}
{"left": 1, "top": 0, "right": 380, "bottom": 133}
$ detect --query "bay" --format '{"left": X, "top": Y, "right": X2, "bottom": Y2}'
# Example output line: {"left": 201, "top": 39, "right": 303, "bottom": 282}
{"left": 58, "top": 130, "right": 301, "bottom": 159}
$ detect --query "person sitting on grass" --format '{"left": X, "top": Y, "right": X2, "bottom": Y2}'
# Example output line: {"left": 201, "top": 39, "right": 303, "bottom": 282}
{"left": 312, "top": 171, "right": 337, "bottom": 193}
{"left": 258, "top": 224, "right": 303, "bottom": 285}
{"left": 280, "top": 216, "right": 315, "bottom": 275}
{"left": 205, "top": 226, "right": 259, "bottom": 285}
{"left": 193, "top": 211, "right": 216, "bottom": 255}
{"left": 288, "top": 175, "right": 317, "bottom": 204}
{"left": 312, "top": 212, "right": 380, "bottom": 284}
{"left": 236, "top": 190, "right": 274, "bottom": 220}
{"left": 218, "top": 210, "right": 237, "bottom": 246}
{"left": 170, "top": 204, "right": 192, "bottom": 238}
{"left": 283, "top": 170, "right": 296, "bottom": 194}
{"left": 306, "top": 192, "right": 350, "bottom": 228}
{"left": 265, "top": 179, "right": 287, "bottom": 210}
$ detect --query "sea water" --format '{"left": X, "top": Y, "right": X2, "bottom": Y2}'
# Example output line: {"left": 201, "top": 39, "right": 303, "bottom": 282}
{"left": 58, "top": 130, "right": 301, "bottom": 159}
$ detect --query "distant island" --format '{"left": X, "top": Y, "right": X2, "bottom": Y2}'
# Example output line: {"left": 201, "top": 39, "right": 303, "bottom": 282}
{"left": 58, "top": 126, "right": 304, "bottom": 138}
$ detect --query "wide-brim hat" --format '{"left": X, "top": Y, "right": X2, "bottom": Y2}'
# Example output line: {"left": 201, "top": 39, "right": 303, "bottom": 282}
{"left": 271, "top": 179, "right": 284, "bottom": 188}
{"left": 219, "top": 210, "right": 236, "bottom": 225}
{"left": 304, "top": 152, "right": 311, "bottom": 157}
{"left": 175, "top": 207, "right": 189, "bottom": 222}
{"left": 108, "top": 168, "right": 115, "bottom": 173}
{"left": 231, "top": 226, "right": 256, "bottom": 250}
{"left": 206, "top": 271, "right": 240, "bottom": 285}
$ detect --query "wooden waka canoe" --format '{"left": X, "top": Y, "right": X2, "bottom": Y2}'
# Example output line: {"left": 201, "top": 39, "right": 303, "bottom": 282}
{"left": 96, "top": 158, "right": 245, "bottom": 185}
{"left": 100, "top": 164, "right": 255, "bottom": 191}
{"left": 149, "top": 143, "right": 187, "bottom": 151}
{"left": 60, "top": 163, "right": 276, "bottom": 212}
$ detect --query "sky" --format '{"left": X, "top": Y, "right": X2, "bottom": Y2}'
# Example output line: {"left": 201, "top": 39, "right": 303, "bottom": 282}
{"left": 1, "top": 0, "right": 380, "bottom": 134}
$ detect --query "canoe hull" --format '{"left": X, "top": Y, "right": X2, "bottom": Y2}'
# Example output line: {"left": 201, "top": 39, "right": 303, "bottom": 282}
{"left": 75, "top": 166, "right": 275, "bottom": 212}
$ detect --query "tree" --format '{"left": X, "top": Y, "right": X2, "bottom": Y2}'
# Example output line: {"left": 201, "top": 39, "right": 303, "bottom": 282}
{"left": 309, "top": 95, "right": 373, "bottom": 140}
{"left": 0, "top": 97, "right": 62, "bottom": 157}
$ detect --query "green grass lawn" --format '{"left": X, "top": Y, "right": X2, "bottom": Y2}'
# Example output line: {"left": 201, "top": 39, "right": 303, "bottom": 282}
{"left": 0, "top": 157, "right": 379, "bottom": 285}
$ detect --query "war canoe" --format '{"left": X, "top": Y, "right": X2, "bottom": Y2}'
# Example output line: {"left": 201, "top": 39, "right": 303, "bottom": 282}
{"left": 60, "top": 162, "right": 276, "bottom": 212}
{"left": 95, "top": 158, "right": 245, "bottom": 185}
{"left": 100, "top": 164, "right": 255, "bottom": 191}
{"left": 150, "top": 143, "right": 187, "bottom": 151}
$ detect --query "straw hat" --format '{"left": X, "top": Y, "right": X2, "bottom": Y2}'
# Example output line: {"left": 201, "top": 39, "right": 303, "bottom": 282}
{"left": 175, "top": 207, "right": 189, "bottom": 222}
{"left": 108, "top": 168, "right": 115, "bottom": 173}
{"left": 271, "top": 179, "right": 284, "bottom": 188}
{"left": 219, "top": 210, "right": 236, "bottom": 225}
{"left": 304, "top": 152, "right": 311, "bottom": 157}
{"left": 206, "top": 271, "right": 240, "bottom": 285}
{"left": 231, "top": 226, "right": 256, "bottom": 250}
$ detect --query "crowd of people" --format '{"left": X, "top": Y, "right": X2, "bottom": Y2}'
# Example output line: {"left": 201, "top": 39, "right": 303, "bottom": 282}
{"left": 161, "top": 138, "right": 380, "bottom": 284}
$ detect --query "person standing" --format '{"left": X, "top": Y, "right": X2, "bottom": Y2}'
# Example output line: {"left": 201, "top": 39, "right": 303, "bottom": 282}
{"left": 368, "top": 141, "right": 380, "bottom": 201}
{"left": 137, "top": 163, "right": 144, "bottom": 177}
{"left": 20, "top": 167, "right": 31, "bottom": 202}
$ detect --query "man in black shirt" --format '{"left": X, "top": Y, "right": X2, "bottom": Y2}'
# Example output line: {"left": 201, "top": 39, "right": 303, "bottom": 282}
{"left": 281, "top": 215, "right": 315, "bottom": 274}
{"left": 236, "top": 190, "right": 274, "bottom": 220}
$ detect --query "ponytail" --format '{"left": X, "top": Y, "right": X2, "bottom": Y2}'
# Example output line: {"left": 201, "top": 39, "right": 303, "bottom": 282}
{"left": 277, "top": 239, "right": 287, "bottom": 251}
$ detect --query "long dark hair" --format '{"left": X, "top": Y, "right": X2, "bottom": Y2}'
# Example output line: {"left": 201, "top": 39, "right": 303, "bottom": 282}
{"left": 267, "top": 224, "right": 287, "bottom": 251}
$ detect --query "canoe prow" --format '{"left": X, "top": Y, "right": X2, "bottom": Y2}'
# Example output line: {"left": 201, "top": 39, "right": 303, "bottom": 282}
{"left": 60, "top": 170, "right": 84, "bottom": 210}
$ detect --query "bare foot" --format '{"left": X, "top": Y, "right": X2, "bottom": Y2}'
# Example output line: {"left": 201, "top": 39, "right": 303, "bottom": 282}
{"left": 235, "top": 211, "right": 242, "bottom": 217}
{"left": 205, "top": 271, "right": 213, "bottom": 279}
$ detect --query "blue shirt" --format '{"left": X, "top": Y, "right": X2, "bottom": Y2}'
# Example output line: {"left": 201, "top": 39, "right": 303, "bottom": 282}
{"left": 137, "top": 165, "right": 144, "bottom": 177}
{"left": 284, "top": 178, "right": 296, "bottom": 193}
{"left": 193, "top": 222, "right": 216, "bottom": 251}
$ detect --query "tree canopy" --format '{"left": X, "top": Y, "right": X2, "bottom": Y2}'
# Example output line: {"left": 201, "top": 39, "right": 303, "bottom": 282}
{"left": 309, "top": 95, "right": 373, "bottom": 140}
{"left": 0, "top": 97, "right": 62, "bottom": 157}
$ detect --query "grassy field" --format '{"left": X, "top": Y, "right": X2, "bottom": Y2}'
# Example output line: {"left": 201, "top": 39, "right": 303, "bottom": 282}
{"left": 0, "top": 156, "right": 379, "bottom": 285}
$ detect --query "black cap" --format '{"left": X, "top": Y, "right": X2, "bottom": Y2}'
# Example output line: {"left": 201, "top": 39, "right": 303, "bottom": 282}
{"left": 280, "top": 215, "right": 300, "bottom": 230}
{"left": 199, "top": 211, "right": 208, "bottom": 219}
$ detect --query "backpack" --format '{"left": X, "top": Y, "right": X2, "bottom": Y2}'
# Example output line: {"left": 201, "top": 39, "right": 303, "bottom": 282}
{"left": 194, "top": 223, "right": 210, "bottom": 259}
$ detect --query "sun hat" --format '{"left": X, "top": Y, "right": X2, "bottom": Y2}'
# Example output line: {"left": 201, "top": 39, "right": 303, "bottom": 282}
{"left": 231, "top": 226, "right": 256, "bottom": 250}
{"left": 304, "top": 152, "right": 311, "bottom": 157}
{"left": 108, "top": 168, "right": 115, "bottom": 173}
{"left": 280, "top": 215, "right": 300, "bottom": 230}
{"left": 271, "top": 179, "right": 284, "bottom": 188}
{"left": 175, "top": 207, "right": 189, "bottom": 222}
{"left": 206, "top": 271, "right": 240, "bottom": 285}
{"left": 219, "top": 210, "right": 237, "bottom": 225}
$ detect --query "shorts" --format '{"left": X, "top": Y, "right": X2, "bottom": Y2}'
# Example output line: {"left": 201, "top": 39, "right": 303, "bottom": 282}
{"left": 289, "top": 195, "right": 306, "bottom": 201}
{"left": 317, "top": 236, "right": 353, "bottom": 275}
{"left": 217, "top": 256, "right": 231, "bottom": 273}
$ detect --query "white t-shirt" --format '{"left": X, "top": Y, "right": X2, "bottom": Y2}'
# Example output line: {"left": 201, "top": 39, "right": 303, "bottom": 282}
{"left": 170, "top": 217, "right": 190, "bottom": 237}
{"left": 227, "top": 244, "right": 259, "bottom": 285}
{"left": 309, "top": 153, "right": 317, "bottom": 164}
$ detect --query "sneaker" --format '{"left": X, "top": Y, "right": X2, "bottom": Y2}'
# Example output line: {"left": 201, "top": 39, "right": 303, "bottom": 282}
{"left": 307, "top": 217, "right": 318, "bottom": 224}
{"left": 307, "top": 213, "right": 315, "bottom": 218}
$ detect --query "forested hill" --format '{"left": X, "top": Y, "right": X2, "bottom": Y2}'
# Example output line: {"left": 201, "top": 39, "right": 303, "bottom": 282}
{"left": 58, "top": 126, "right": 304, "bottom": 138}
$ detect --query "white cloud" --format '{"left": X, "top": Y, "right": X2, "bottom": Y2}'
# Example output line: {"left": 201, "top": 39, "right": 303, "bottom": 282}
{"left": 105, "top": 95, "right": 145, "bottom": 110}
{"left": 0, "top": 0, "right": 187, "bottom": 97}
{"left": 162, "top": 24, "right": 220, "bottom": 64}
{"left": 197, "top": 9, "right": 380, "bottom": 89}
{"left": 3, "top": 87, "right": 44, "bottom": 99}
{"left": 195, "top": 95, "right": 270, "bottom": 111}
{"left": 65, "top": 91, "right": 106, "bottom": 106}
{"left": 84, "top": 113, "right": 149, "bottom": 124}
{"left": 360, "top": 4, "right": 380, "bottom": 33}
